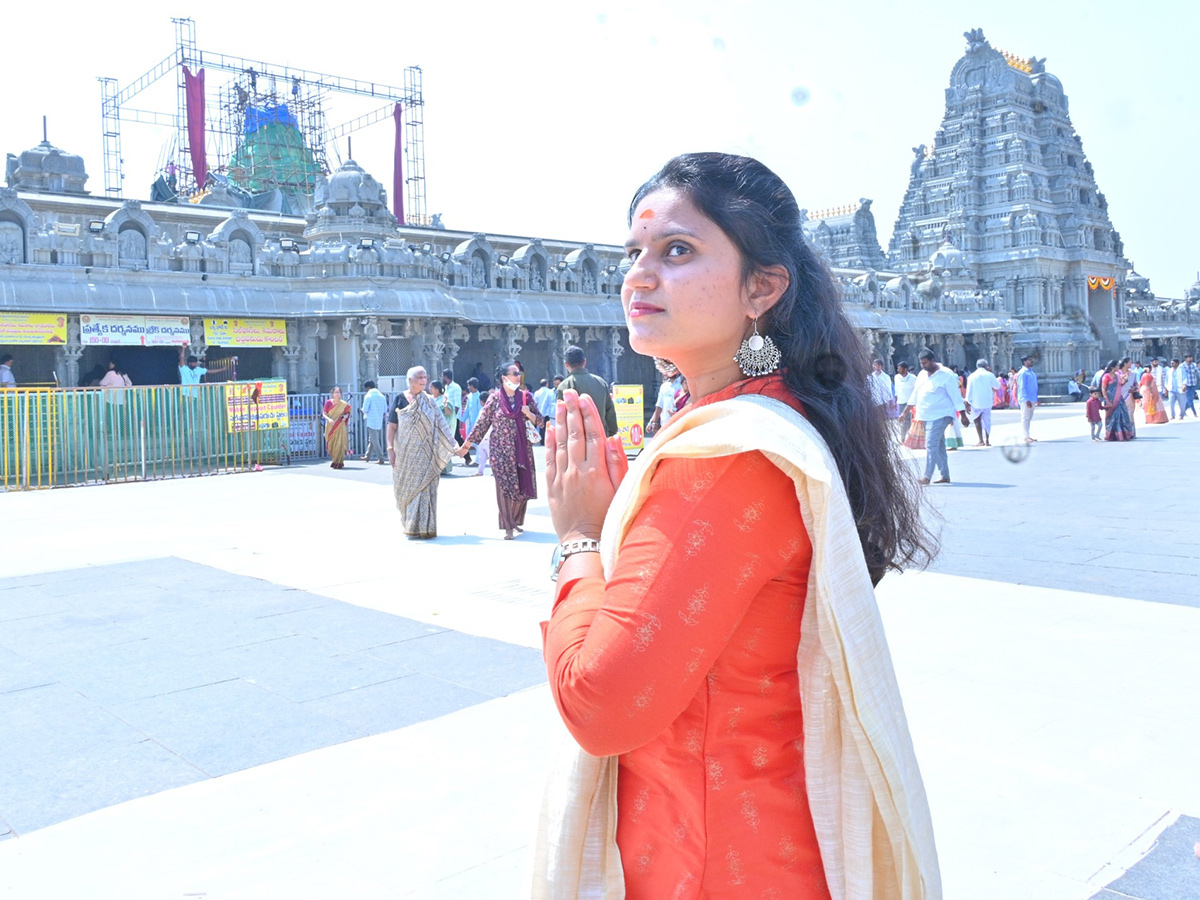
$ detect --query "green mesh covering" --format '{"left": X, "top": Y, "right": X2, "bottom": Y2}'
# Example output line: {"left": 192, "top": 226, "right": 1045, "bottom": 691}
{"left": 228, "top": 122, "right": 321, "bottom": 194}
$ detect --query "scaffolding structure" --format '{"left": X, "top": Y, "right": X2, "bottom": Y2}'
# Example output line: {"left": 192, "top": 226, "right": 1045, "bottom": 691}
{"left": 97, "top": 18, "right": 427, "bottom": 224}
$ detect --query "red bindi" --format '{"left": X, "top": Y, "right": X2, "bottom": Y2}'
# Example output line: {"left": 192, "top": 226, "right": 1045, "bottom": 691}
{"left": 638, "top": 209, "right": 655, "bottom": 219}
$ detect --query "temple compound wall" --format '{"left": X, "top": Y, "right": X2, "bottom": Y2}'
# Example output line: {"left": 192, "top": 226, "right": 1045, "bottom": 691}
{"left": 0, "top": 152, "right": 649, "bottom": 394}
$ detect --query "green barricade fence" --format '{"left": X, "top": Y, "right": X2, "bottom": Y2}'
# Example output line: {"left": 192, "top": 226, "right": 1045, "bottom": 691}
{"left": 1, "top": 382, "right": 287, "bottom": 491}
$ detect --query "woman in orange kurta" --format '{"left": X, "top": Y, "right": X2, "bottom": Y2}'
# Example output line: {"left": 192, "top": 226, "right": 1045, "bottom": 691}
{"left": 546, "top": 376, "right": 826, "bottom": 898}
{"left": 541, "top": 154, "right": 940, "bottom": 899}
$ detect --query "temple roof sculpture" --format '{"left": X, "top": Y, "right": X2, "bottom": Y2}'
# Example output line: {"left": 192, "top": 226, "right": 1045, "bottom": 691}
{"left": 801, "top": 199, "right": 888, "bottom": 271}
{"left": 305, "top": 157, "right": 398, "bottom": 239}
{"left": 5, "top": 140, "right": 89, "bottom": 194}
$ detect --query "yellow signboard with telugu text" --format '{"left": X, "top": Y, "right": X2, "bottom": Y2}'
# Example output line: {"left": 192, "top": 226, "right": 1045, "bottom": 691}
{"left": 612, "top": 384, "right": 645, "bottom": 454}
{"left": 203, "top": 318, "right": 288, "bottom": 347}
{"left": 0, "top": 312, "right": 68, "bottom": 345}
{"left": 224, "top": 379, "right": 290, "bottom": 432}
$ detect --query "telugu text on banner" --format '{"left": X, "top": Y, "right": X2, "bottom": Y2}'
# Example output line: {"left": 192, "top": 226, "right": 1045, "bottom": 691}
{"left": 144, "top": 316, "right": 193, "bottom": 346}
{"left": 0, "top": 312, "right": 68, "bottom": 345}
{"left": 612, "top": 384, "right": 645, "bottom": 454}
{"left": 225, "top": 380, "right": 290, "bottom": 432}
{"left": 79, "top": 314, "right": 191, "bottom": 346}
{"left": 204, "top": 318, "right": 288, "bottom": 347}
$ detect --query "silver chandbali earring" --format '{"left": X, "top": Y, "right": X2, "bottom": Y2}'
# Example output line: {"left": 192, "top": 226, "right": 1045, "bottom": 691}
{"left": 734, "top": 316, "right": 781, "bottom": 377}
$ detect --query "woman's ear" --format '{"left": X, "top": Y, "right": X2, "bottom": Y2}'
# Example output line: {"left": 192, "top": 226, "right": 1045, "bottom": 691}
{"left": 745, "top": 265, "right": 789, "bottom": 318}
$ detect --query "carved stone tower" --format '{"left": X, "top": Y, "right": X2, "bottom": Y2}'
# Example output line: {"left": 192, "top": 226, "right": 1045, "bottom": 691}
{"left": 887, "top": 28, "right": 1131, "bottom": 377}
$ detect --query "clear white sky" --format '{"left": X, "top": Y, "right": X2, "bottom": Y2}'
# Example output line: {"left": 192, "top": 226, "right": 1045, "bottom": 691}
{"left": 3, "top": 0, "right": 1196, "bottom": 293}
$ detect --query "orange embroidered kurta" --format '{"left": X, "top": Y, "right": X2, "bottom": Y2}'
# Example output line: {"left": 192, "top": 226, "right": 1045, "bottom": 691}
{"left": 543, "top": 377, "right": 830, "bottom": 899}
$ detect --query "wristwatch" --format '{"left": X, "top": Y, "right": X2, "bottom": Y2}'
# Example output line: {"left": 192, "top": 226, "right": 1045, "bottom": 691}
{"left": 550, "top": 537, "right": 601, "bottom": 581}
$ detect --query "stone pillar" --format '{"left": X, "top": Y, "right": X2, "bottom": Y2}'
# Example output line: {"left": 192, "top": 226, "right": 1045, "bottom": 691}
{"left": 299, "top": 319, "right": 322, "bottom": 391}
{"left": 446, "top": 324, "right": 469, "bottom": 377}
{"left": 858, "top": 329, "right": 877, "bottom": 360}
{"left": 425, "top": 320, "right": 446, "bottom": 375}
{"left": 360, "top": 316, "right": 382, "bottom": 385}
{"left": 534, "top": 326, "right": 557, "bottom": 379}
{"left": 59, "top": 315, "right": 84, "bottom": 387}
{"left": 276, "top": 320, "right": 300, "bottom": 387}
{"left": 879, "top": 331, "right": 895, "bottom": 367}
{"left": 557, "top": 326, "right": 578, "bottom": 372}
{"left": 406, "top": 318, "right": 428, "bottom": 371}
{"left": 944, "top": 333, "right": 965, "bottom": 369}
{"left": 608, "top": 328, "right": 625, "bottom": 382}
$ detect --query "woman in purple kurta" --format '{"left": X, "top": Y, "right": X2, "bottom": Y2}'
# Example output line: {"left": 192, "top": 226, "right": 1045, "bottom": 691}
{"left": 458, "top": 361, "right": 544, "bottom": 538}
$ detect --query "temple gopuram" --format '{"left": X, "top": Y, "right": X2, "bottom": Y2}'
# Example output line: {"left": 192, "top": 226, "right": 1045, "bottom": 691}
{"left": 805, "top": 29, "right": 1199, "bottom": 389}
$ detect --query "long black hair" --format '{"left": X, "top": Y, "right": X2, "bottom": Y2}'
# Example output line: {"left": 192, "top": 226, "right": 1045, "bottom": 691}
{"left": 630, "top": 152, "right": 936, "bottom": 583}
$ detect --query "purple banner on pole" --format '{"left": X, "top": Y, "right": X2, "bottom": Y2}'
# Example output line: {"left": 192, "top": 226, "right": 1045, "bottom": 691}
{"left": 393, "top": 103, "right": 405, "bottom": 224}
{"left": 183, "top": 66, "right": 208, "bottom": 188}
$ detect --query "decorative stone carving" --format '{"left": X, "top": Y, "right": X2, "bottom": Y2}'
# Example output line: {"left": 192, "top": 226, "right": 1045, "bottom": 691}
{"left": 188, "top": 319, "right": 208, "bottom": 361}
{"left": 359, "top": 316, "right": 382, "bottom": 385}
{"left": 505, "top": 325, "right": 528, "bottom": 361}
{"left": 512, "top": 239, "right": 549, "bottom": 292}
{"left": 446, "top": 324, "right": 469, "bottom": 372}
{"left": 608, "top": 328, "right": 626, "bottom": 380}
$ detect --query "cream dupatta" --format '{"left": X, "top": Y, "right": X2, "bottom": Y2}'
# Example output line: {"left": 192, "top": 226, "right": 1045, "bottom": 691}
{"left": 531, "top": 394, "right": 940, "bottom": 900}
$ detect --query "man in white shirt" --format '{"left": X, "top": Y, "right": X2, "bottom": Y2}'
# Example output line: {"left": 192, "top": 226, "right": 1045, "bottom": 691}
{"left": 965, "top": 359, "right": 1001, "bottom": 446}
{"left": 359, "top": 380, "right": 389, "bottom": 464}
{"left": 178, "top": 343, "right": 234, "bottom": 396}
{"left": 893, "top": 361, "right": 916, "bottom": 436}
{"left": 647, "top": 366, "right": 682, "bottom": 437}
{"left": 868, "top": 358, "right": 893, "bottom": 409}
{"left": 912, "top": 349, "right": 968, "bottom": 485}
{"left": 0, "top": 354, "right": 15, "bottom": 389}
{"left": 1166, "top": 359, "right": 1183, "bottom": 419}
{"left": 441, "top": 369, "right": 465, "bottom": 459}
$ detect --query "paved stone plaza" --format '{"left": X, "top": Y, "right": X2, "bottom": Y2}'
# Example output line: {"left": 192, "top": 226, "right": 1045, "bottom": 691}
{"left": 1, "top": 407, "right": 1198, "bottom": 899}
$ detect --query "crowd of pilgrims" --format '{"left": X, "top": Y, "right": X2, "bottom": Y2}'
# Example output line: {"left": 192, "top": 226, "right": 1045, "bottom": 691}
{"left": 877, "top": 355, "right": 1198, "bottom": 448}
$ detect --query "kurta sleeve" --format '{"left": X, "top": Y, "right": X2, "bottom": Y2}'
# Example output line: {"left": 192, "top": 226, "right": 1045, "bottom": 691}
{"left": 525, "top": 391, "right": 545, "bottom": 426}
{"left": 543, "top": 451, "right": 810, "bottom": 757}
{"left": 466, "top": 393, "right": 499, "bottom": 444}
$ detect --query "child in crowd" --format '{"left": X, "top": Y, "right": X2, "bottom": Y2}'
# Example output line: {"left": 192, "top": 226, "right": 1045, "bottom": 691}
{"left": 1086, "top": 388, "right": 1103, "bottom": 441}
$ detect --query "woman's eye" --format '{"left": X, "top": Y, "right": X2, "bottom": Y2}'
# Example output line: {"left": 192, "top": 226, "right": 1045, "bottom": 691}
{"left": 666, "top": 243, "right": 691, "bottom": 257}
{"left": 625, "top": 249, "right": 641, "bottom": 262}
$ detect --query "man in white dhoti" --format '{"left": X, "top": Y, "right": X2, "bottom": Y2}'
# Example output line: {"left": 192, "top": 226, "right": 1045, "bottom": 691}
{"left": 965, "top": 359, "right": 1001, "bottom": 446}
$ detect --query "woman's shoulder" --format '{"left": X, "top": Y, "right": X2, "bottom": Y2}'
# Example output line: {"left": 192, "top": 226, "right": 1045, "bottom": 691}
{"left": 651, "top": 447, "right": 795, "bottom": 497}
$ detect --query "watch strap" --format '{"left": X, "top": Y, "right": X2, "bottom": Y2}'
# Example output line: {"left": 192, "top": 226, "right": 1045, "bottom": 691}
{"left": 559, "top": 537, "right": 601, "bottom": 559}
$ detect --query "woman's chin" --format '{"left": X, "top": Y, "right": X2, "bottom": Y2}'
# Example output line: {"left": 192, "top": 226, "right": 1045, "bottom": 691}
{"left": 627, "top": 333, "right": 668, "bottom": 359}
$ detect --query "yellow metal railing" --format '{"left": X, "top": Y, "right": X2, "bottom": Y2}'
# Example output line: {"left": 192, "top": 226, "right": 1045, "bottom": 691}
{"left": 1, "top": 383, "right": 285, "bottom": 491}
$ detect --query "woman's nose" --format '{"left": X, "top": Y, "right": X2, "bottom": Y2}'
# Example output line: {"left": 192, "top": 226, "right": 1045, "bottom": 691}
{"left": 623, "top": 255, "right": 656, "bottom": 291}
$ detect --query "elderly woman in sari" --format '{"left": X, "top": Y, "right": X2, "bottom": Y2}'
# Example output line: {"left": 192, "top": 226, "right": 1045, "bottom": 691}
{"left": 455, "top": 361, "right": 543, "bottom": 539}
{"left": 322, "top": 386, "right": 351, "bottom": 469}
{"left": 387, "top": 366, "right": 456, "bottom": 539}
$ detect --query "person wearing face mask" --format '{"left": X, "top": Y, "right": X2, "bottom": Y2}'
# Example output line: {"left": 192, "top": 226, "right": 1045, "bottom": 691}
{"left": 456, "top": 361, "right": 545, "bottom": 539}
